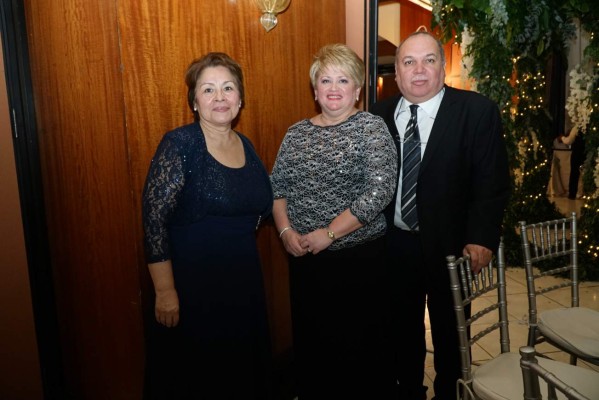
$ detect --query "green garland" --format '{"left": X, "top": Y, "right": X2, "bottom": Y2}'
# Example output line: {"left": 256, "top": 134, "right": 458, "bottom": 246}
{"left": 431, "top": 0, "right": 599, "bottom": 278}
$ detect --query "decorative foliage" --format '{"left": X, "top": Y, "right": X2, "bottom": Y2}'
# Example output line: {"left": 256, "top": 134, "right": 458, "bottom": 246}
{"left": 595, "top": 147, "right": 599, "bottom": 193}
{"left": 431, "top": 0, "right": 599, "bottom": 278}
{"left": 566, "top": 64, "right": 593, "bottom": 133}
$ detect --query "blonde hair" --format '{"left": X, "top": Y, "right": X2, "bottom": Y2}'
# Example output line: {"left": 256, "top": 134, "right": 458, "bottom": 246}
{"left": 309, "top": 43, "right": 365, "bottom": 88}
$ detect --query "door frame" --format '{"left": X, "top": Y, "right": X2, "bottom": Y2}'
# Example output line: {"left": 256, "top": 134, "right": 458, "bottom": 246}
{"left": 0, "top": 1, "right": 64, "bottom": 397}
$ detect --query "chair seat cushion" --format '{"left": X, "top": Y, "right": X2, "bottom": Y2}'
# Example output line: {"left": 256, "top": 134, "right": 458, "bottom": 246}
{"left": 473, "top": 352, "right": 599, "bottom": 400}
{"left": 539, "top": 307, "right": 599, "bottom": 358}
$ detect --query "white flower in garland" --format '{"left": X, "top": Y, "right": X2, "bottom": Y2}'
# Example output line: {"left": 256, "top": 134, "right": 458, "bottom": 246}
{"left": 460, "top": 27, "right": 477, "bottom": 91}
{"left": 489, "top": 0, "right": 508, "bottom": 46}
{"left": 565, "top": 64, "right": 593, "bottom": 133}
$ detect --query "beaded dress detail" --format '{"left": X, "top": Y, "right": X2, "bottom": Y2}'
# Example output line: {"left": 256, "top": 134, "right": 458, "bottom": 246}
{"left": 142, "top": 122, "right": 274, "bottom": 399}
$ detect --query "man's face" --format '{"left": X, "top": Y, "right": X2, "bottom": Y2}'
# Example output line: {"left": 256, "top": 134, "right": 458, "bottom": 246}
{"left": 395, "top": 34, "right": 446, "bottom": 104}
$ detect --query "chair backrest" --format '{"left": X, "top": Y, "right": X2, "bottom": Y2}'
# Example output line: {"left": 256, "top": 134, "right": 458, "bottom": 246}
{"left": 518, "top": 212, "right": 578, "bottom": 347}
{"left": 446, "top": 238, "right": 508, "bottom": 394}
{"left": 519, "top": 346, "right": 590, "bottom": 400}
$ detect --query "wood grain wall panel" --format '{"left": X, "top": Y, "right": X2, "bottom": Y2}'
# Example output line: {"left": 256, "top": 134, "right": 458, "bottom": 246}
{"left": 120, "top": 0, "right": 345, "bottom": 357}
{"left": 23, "top": 0, "right": 345, "bottom": 398}
{"left": 24, "top": 0, "right": 145, "bottom": 398}
{"left": 398, "top": 1, "right": 460, "bottom": 87}
{"left": 399, "top": 0, "right": 431, "bottom": 40}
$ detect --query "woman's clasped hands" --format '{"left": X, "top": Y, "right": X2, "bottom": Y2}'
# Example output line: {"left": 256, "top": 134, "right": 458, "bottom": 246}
{"left": 280, "top": 228, "right": 333, "bottom": 257}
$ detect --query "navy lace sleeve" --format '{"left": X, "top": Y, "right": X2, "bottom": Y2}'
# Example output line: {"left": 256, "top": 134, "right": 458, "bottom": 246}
{"left": 142, "top": 132, "right": 185, "bottom": 263}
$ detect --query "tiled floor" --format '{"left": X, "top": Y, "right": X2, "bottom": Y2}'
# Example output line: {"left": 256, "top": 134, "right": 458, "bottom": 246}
{"left": 423, "top": 268, "right": 599, "bottom": 399}
{"left": 423, "top": 196, "right": 598, "bottom": 399}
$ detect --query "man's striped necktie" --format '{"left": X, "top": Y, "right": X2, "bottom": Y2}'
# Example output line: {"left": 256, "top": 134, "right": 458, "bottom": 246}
{"left": 401, "top": 104, "right": 420, "bottom": 230}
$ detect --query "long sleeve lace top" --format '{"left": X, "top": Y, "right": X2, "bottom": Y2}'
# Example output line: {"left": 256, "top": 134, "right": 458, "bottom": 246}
{"left": 142, "top": 123, "right": 273, "bottom": 263}
{"left": 270, "top": 111, "right": 397, "bottom": 250}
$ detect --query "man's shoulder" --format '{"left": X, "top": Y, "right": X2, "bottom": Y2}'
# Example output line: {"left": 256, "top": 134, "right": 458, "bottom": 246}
{"left": 444, "top": 86, "right": 496, "bottom": 108}
{"left": 370, "top": 94, "right": 401, "bottom": 116}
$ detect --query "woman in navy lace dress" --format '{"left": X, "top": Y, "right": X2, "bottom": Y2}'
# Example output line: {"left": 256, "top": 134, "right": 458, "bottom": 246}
{"left": 142, "top": 53, "right": 274, "bottom": 399}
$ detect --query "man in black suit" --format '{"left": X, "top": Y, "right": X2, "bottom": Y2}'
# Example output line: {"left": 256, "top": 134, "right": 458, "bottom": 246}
{"left": 371, "top": 31, "right": 510, "bottom": 400}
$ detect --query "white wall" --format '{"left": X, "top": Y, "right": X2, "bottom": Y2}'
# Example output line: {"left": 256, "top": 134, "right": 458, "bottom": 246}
{"left": 345, "top": 0, "right": 365, "bottom": 59}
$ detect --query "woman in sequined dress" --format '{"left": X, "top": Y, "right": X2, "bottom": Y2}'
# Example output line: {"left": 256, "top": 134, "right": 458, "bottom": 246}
{"left": 270, "top": 44, "right": 398, "bottom": 399}
{"left": 141, "top": 52, "right": 274, "bottom": 399}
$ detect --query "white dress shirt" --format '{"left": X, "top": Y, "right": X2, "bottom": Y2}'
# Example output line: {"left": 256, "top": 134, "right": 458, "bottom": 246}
{"left": 393, "top": 88, "right": 445, "bottom": 229}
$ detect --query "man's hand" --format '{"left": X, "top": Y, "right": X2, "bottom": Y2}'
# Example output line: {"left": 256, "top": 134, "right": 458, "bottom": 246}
{"left": 463, "top": 244, "right": 492, "bottom": 274}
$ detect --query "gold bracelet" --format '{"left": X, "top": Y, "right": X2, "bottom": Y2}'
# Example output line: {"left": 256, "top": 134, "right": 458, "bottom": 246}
{"left": 279, "top": 226, "right": 293, "bottom": 238}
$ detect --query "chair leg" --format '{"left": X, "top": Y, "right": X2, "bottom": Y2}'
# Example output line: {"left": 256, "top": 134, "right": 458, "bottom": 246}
{"left": 527, "top": 326, "right": 538, "bottom": 347}
{"left": 457, "top": 379, "right": 475, "bottom": 400}
{"left": 570, "top": 354, "right": 578, "bottom": 365}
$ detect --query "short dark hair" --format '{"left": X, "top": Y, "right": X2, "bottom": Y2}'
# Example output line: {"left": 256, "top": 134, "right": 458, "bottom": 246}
{"left": 185, "top": 52, "right": 245, "bottom": 118}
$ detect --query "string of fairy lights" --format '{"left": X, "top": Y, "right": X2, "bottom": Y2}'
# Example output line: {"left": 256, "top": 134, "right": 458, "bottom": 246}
{"left": 515, "top": 41, "right": 598, "bottom": 263}
{"left": 433, "top": 1, "right": 599, "bottom": 264}
{"left": 510, "top": 61, "right": 598, "bottom": 261}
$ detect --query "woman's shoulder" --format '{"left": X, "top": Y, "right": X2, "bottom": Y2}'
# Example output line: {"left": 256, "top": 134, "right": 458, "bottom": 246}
{"left": 153, "top": 123, "right": 205, "bottom": 159}
{"left": 355, "top": 110, "right": 384, "bottom": 122}
{"left": 159, "top": 123, "right": 203, "bottom": 147}
{"left": 164, "top": 122, "right": 201, "bottom": 140}
{"left": 280, "top": 119, "right": 312, "bottom": 140}
{"left": 353, "top": 111, "right": 389, "bottom": 130}
{"left": 288, "top": 118, "right": 311, "bottom": 130}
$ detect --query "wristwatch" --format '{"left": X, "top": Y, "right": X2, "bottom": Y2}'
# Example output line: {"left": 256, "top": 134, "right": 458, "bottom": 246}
{"left": 327, "top": 230, "right": 336, "bottom": 241}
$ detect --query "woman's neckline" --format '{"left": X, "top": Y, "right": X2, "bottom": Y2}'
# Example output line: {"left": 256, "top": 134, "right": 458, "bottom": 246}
{"left": 310, "top": 110, "right": 361, "bottom": 128}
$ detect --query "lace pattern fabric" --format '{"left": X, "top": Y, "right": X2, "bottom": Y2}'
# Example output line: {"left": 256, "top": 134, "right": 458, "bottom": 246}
{"left": 270, "top": 111, "right": 398, "bottom": 250}
{"left": 142, "top": 123, "right": 273, "bottom": 263}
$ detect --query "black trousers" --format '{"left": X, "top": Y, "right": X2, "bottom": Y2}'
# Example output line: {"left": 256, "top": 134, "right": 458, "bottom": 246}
{"left": 385, "top": 226, "right": 468, "bottom": 400}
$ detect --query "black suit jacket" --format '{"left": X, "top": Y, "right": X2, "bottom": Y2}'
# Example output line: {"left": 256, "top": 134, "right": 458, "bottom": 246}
{"left": 370, "top": 85, "right": 511, "bottom": 265}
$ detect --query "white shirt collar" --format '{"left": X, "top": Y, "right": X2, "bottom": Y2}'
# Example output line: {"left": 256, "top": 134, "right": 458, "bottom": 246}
{"left": 395, "top": 87, "right": 445, "bottom": 120}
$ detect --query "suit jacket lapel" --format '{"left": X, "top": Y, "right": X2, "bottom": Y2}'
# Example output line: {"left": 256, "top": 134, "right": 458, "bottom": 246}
{"left": 420, "top": 86, "right": 456, "bottom": 173}
{"left": 383, "top": 95, "right": 402, "bottom": 144}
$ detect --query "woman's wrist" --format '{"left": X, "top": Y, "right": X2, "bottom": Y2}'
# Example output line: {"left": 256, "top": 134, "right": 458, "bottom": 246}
{"left": 279, "top": 226, "right": 293, "bottom": 238}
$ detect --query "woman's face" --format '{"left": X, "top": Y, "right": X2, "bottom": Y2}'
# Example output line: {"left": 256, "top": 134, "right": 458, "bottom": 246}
{"left": 194, "top": 66, "right": 241, "bottom": 128}
{"left": 314, "top": 66, "right": 360, "bottom": 118}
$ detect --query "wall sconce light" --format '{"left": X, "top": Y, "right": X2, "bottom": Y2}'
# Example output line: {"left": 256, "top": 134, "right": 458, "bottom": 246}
{"left": 408, "top": 0, "right": 432, "bottom": 11}
{"left": 253, "top": 0, "right": 291, "bottom": 32}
